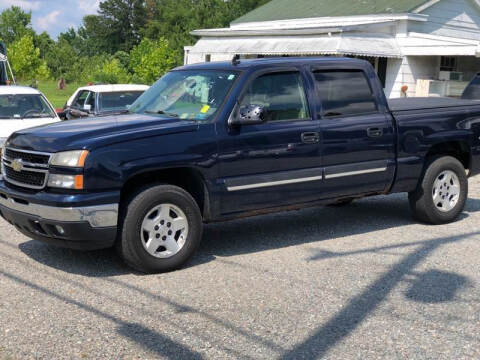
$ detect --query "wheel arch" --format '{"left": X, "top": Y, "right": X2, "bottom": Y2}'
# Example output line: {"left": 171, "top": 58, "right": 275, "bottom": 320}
{"left": 120, "top": 167, "right": 211, "bottom": 220}
{"left": 425, "top": 140, "right": 471, "bottom": 171}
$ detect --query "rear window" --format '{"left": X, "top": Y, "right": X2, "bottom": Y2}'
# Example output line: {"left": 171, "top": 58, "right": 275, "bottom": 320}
{"left": 99, "top": 91, "right": 145, "bottom": 112}
{"left": 313, "top": 70, "right": 378, "bottom": 117}
{"left": 462, "top": 75, "right": 480, "bottom": 100}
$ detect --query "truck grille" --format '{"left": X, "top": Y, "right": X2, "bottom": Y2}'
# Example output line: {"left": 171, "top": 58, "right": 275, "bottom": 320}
{"left": 5, "top": 148, "right": 50, "bottom": 165}
{"left": 2, "top": 147, "right": 51, "bottom": 190}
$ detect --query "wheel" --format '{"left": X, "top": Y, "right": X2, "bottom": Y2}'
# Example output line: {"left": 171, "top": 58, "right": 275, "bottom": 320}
{"left": 118, "top": 184, "right": 203, "bottom": 273}
{"left": 408, "top": 156, "right": 467, "bottom": 224}
{"left": 327, "top": 198, "right": 354, "bottom": 207}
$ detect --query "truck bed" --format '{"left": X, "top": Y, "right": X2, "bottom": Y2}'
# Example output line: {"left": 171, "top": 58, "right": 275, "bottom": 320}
{"left": 388, "top": 97, "right": 480, "bottom": 112}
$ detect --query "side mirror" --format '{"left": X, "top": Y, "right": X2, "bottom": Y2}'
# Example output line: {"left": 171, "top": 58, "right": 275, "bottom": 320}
{"left": 83, "top": 104, "right": 92, "bottom": 112}
{"left": 230, "top": 104, "right": 265, "bottom": 126}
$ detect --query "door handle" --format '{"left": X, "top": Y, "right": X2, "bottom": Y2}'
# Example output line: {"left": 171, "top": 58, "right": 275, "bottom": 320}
{"left": 367, "top": 127, "right": 383, "bottom": 138}
{"left": 301, "top": 132, "right": 320, "bottom": 144}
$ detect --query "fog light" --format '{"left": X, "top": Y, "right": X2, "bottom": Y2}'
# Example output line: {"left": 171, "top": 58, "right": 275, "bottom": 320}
{"left": 55, "top": 225, "right": 65, "bottom": 235}
{"left": 47, "top": 174, "right": 84, "bottom": 189}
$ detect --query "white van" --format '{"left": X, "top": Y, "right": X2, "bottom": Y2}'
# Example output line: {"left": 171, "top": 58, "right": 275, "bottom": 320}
{"left": 0, "top": 86, "right": 60, "bottom": 146}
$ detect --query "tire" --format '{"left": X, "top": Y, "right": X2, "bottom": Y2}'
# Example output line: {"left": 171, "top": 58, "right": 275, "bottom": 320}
{"left": 118, "top": 184, "right": 203, "bottom": 273}
{"left": 408, "top": 156, "right": 467, "bottom": 224}
{"left": 327, "top": 198, "right": 354, "bottom": 207}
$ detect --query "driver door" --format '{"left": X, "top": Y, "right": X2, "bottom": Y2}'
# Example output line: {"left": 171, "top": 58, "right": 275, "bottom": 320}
{"left": 217, "top": 68, "right": 323, "bottom": 215}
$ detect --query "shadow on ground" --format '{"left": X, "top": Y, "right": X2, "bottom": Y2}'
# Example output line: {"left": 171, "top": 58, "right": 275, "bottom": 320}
{"left": 2, "top": 195, "right": 477, "bottom": 359}
{"left": 16, "top": 195, "right": 480, "bottom": 277}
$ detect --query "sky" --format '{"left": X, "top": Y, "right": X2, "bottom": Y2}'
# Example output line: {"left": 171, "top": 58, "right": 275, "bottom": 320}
{"left": 0, "top": 0, "right": 100, "bottom": 38}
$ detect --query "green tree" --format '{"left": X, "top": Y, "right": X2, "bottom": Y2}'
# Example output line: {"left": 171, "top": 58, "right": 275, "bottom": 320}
{"left": 142, "top": 0, "right": 270, "bottom": 65}
{"left": 0, "top": 6, "right": 34, "bottom": 45}
{"left": 9, "top": 34, "right": 50, "bottom": 80}
{"left": 94, "top": 58, "right": 131, "bottom": 83}
{"left": 34, "top": 31, "right": 55, "bottom": 59}
{"left": 44, "top": 38, "right": 78, "bottom": 81}
{"left": 129, "top": 37, "right": 176, "bottom": 84}
{"left": 78, "top": 0, "right": 147, "bottom": 55}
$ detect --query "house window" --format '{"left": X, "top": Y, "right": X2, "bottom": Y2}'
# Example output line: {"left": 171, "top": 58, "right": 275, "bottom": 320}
{"left": 205, "top": 54, "right": 211, "bottom": 62}
{"left": 440, "top": 57, "right": 457, "bottom": 71}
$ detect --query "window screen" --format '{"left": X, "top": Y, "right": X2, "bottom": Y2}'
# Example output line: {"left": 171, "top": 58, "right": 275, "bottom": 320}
{"left": 240, "top": 72, "right": 310, "bottom": 121}
{"left": 313, "top": 70, "right": 378, "bottom": 117}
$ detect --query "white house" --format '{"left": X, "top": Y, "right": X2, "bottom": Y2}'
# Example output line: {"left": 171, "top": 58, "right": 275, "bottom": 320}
{"left": 185, "top": 0, "right": 480, "bottom": 98}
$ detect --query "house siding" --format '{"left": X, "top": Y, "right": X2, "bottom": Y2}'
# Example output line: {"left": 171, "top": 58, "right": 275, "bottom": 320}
{"left": 385, "top": 56, "right": 439, "bottom": 98}
{"left": 410, "top": 0, "right": 480, "bottom": 40}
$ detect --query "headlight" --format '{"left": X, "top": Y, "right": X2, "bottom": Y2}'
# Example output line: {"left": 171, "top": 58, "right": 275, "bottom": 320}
{"left": 47, "top": 174, "right": 84, "bottom": 189}
{"left": 50, "top": 150, "right": 89, "bottom": 167}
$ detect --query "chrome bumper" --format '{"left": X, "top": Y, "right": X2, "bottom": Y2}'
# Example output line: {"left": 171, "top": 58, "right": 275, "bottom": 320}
{"left": 0, "top": 194, "right": 118, "bottom": 228}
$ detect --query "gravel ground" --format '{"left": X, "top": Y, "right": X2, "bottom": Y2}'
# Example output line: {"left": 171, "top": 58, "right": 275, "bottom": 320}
{"left": 1, "top": 180, "right": 480, "bottom": 360}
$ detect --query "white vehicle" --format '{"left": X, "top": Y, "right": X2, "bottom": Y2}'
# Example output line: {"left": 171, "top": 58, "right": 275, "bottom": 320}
{"left": 62, "top": 84, "right": 149, "bottom": 119}
{"left": 0, "top": 86, "right": 60, "bottom": 146}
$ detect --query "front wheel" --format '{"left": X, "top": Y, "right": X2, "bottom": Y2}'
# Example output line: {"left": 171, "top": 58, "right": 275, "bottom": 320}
{"left": 408, "top": 156, "right": 467, "bottom": 224}
{"left": 118, "top": 184, "right": 203, "bottom": 273}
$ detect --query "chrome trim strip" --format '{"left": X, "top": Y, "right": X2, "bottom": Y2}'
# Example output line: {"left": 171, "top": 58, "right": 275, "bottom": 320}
{"left": 4, "top": 146, "right": 53, "bottom": 157}
{"left": 0, "top": 194, "right": 118, "bottom": 227}
{"left": 324, "top": 167, "right": 387, "bottom": 179}
{"left": 2, "top": 147, "right": 53, "bottom": 190}
{"left": 2, "top": 156, "right": 49, "bottom": 169}
{"left": 3, "top": 161, "right": 49, "bottom": 173}
{"left": 227, "top": 175, "right": 324, "bottom": 191}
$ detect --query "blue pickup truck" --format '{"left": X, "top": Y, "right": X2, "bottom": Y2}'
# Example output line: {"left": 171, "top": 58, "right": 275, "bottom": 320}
{"left": 1, "top": 57, "right": 480, "bottom": 273}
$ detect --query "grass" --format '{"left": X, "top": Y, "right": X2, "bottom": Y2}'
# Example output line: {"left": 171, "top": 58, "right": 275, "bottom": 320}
{"left": 37, "top": 80, "right": 83, "bottom": 109}
{"left": 17, "top": 80, "right": 84, "bottom": 109}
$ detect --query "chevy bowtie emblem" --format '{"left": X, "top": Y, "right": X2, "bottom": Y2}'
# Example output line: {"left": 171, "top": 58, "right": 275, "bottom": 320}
{"left": 11, "top": 159, "right": 24, "bottom": 172}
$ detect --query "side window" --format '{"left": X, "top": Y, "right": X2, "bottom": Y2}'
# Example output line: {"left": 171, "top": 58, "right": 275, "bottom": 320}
{"left": 240, "top": 72, "right": 310, "bottom": 121}
{"left": 85, "top": 91, "right": 95, "bottom": 110}
{"left": 313, "top": 70, "right": 378, "bottom": 117}
{"left": 73, "top": 90, "right": 89, "bottom": 109}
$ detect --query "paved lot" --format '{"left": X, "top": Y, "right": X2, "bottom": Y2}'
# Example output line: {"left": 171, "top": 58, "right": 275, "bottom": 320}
{"left": 1, "top": 180, "right": 480, "bottom": 360}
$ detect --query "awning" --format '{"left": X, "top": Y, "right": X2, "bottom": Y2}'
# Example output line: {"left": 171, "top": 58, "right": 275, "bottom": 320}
{"left": 190, "top": 33, "right": 402, "bottom": 58}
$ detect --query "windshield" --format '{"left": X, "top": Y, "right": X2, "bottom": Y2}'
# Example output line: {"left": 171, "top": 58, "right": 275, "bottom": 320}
{"left": 99, "top": 91, "right": 145, "bottom": 112}
{"left": 129, "top": 70, "right": 239, "bottom": 121}
{"left": 0, "top": 94, "right": 56, "bottom": 119}
{"left": 462, "top": 75, "right": 480, "bottom": 100}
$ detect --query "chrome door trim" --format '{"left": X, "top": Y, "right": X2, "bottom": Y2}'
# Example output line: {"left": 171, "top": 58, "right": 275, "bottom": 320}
{"left": 324, "top": 167, "right": 387, "bottom": 179}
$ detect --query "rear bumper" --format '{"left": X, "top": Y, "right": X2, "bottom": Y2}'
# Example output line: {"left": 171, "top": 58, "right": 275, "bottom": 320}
{"left": 0, "top": 181, "right": 119, "bottom": 250}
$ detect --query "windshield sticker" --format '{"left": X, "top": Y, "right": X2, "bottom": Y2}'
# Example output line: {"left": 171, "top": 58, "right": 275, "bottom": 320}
{"left": 200, "top": 105, "right": 210, "bottom": 114}
{"left": 228, "top": 74, "right": 235, "bottom": 80}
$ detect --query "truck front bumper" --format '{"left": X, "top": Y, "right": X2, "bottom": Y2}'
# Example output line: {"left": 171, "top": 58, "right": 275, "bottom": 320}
{"left": 0, "top": 181, "right": 119, "bottom": 250}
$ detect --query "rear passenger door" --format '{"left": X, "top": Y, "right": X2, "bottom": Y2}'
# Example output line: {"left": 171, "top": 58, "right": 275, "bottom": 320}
{"left": 313, "top": 69, "right": 396, "bottom": 197}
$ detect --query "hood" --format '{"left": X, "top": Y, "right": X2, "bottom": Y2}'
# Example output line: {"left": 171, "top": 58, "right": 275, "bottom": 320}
{"left": 6, "top": 113, "right": 198, "bottom": 152}
{"left": 0, "top": 117, "right": 59, "bottom": 141}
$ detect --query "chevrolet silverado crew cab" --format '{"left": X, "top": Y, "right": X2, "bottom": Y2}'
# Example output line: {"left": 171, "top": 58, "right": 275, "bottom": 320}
{"left": 1, "top": 57, "right": 480, "bottom": 273}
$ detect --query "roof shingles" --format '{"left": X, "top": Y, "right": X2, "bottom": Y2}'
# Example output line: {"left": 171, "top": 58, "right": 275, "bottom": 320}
{"left": 232, "top": 0, "right": 430, "bottom": 24}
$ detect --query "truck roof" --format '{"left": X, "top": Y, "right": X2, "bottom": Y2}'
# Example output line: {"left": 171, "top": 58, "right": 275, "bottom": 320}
{"left": 0, "top": 85, "right": 42, "bottom": 95}
{"left": 74, "top": 84, "right": 150, "bottom": 93}
{"left": 175, "top": 56, "right": 371, "bottom": 71}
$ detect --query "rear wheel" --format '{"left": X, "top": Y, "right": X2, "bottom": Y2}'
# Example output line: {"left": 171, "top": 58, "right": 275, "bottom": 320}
{"left": 118, "top": 184, "right": 203, "bottom": 273}
{"left": 408, "top": 156, "right": 467, "bottom": 224}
